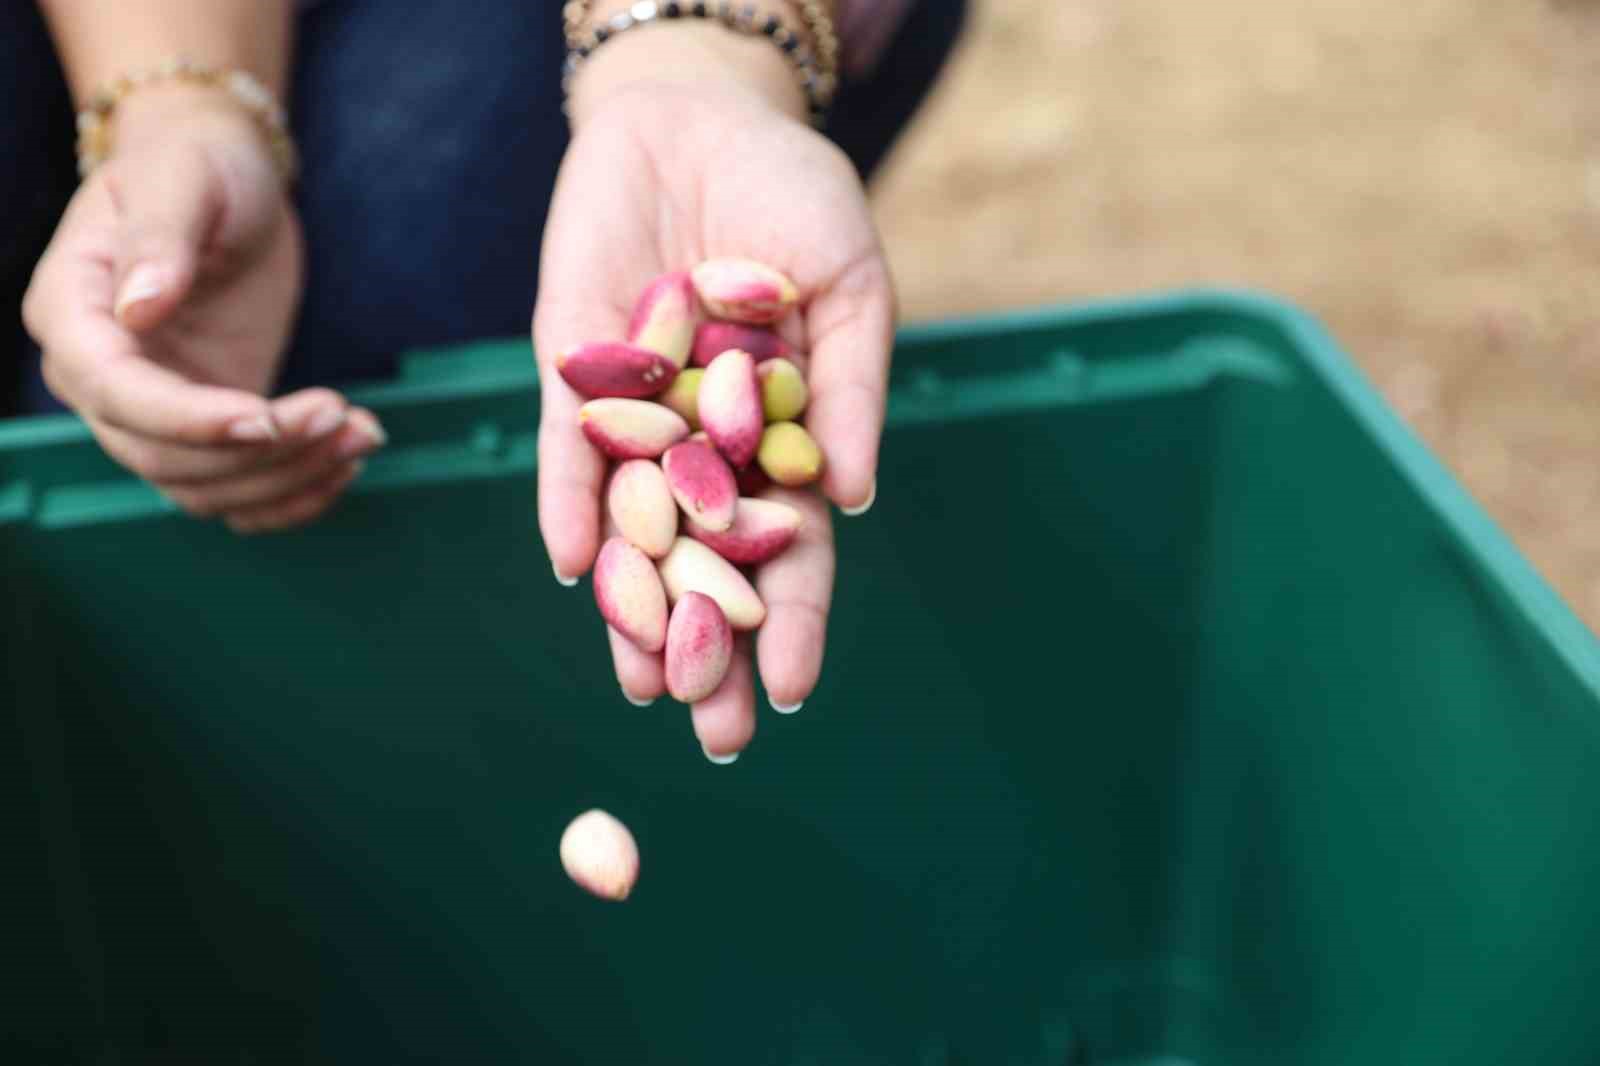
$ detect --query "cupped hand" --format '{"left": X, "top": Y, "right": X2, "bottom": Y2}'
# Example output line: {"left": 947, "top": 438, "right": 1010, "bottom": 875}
{"left": 534, "top": 83, "right": 893, "bottom": 759}
{"left": 23, "top": 88, "right": 385, "bottom": 533}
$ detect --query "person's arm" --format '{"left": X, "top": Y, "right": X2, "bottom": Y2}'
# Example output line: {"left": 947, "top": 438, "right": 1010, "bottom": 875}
{"left": 566, "top": 2, "right": 808, "bottom": 125}
{"left": 38, "top": 0, "right": 292, "bottom": 102}
{"left": 24, "top": 1, "right": 386, "bottom": 533}
{"left": 567, "top": 0, "right": 919, "bottom": 122}
{"left": 38, "top": 0, "right": 295, "bottom": 179}
{"left": 537, "top": 1, "right": 895, "bottom": 755}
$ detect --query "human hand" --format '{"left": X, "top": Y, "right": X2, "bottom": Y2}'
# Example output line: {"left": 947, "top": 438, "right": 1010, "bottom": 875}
{"left": 534, "top": 34, "right": 892, "bottom": 760}
{"left": 23, "top": 86, "right": 385, "bottom": 533}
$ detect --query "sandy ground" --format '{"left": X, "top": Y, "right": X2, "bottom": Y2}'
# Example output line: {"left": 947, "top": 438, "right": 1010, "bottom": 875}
{"left": 872, "top": 0, "right": 1600, "bottom": 629}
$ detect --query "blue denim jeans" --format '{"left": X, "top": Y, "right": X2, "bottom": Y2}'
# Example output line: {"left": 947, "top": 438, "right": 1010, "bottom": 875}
{"left": 1, "top": 0, "right": 967, "bottom": 417}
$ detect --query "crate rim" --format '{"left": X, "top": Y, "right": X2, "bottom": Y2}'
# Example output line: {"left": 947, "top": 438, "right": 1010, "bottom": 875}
{"left": 5, "top": 287, "right": 1597, "bottom": 699}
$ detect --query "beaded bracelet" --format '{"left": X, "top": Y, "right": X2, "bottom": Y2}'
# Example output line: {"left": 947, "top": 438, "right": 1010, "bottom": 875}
{"left": 562, "top": 1, "right": 840, "bottom": 125}
{"left": 75, "top": 57, "right": 298, "bottom": 183}
{"left": 791, "top": 0, "right": 840, "bottom": 86}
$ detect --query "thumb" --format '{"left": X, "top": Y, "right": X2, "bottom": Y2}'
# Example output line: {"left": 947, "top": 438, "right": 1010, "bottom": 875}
{"left": 110, "top": 144, "right": 221, "bottom": 333}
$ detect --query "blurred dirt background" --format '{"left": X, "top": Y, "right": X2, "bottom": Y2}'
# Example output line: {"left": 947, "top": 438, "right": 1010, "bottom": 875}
{"left": 872, "top": 0, "right": 1600, "bottom": 629}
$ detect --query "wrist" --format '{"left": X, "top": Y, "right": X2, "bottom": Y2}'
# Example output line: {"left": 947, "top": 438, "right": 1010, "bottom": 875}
{"left": 112, "top": 83, "right": 257, "bottom": 144}
{"left": 102, "top": 85, "right": 290, "bottom": 205}
{"left": 79, "top": 68, "right": 296, "bottom": 186}
{"left": 566, "top": 14, "right": 809, "bottom": 129}
{"left": 38, "top": 0, "right": 293, "bottom": 104}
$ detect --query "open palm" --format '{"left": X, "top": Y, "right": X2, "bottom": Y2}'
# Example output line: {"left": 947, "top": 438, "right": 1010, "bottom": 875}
{"left": 534, "top": 84, "right": 893, "bottom": 759}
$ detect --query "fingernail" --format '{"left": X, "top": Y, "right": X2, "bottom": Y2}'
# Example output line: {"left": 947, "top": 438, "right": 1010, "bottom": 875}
{"left": 841, "top": 480, "right": 876, "bottom": 517}
{"left": 228, "top": 414, "right": 279, "bottom": 443}
{"left": 553, "top": 560, "right": 579, "bottom": 588}
{"left": 114, "top": 263, "right": 167, "bottom": 320}
{"left": 771, "top": 699, "right": 804, "bottom": 715}
{"left": 350, "top": 410, "right": 388, "bottom": 447}
{"left": 304, "top": 404, "right": 348, "bottom": 440}
{"left": 622, "top": 688, "right": 655, "bottom": 708}
{"left": 337, "top": 412, "right": 387, "bottom": 459}
{"left": 703, "top": 747, "right": 740, "bottom": 765}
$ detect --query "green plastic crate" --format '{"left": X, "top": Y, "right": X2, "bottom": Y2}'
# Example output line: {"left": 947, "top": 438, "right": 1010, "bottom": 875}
{"left": 4, "top": 291, "right": 1599, "bottom": 1065}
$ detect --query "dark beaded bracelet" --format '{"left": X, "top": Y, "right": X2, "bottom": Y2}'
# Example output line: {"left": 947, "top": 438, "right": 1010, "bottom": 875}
{"left": 561, "top": 0, "right": 836, "bottom": 126}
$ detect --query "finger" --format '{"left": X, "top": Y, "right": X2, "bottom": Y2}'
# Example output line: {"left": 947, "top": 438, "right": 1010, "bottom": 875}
{"left": 532, "top": 149, "right": 666, "bottom": 585}
{"left": 343, "top": 408, "right": 388, "bottom": 453}
{"left": 93, "top": 419, "right": 305, "bottom": 486}
{"left": 224, "top": 460, "right": 364, "bottom": 535}
{"left": 271, "top": 388, "right": 352, "bottom": 442}
{"left": 532, "top": 301, "right": 621, "bottom": 586}
{"left": 99, "top": 387, "right": 355, "bottom": 486}
{"left": 90, "top": 417, "right": 272, "bottom": 486}
{"left": 91, "top": 403, "right": 380, "bottom": 487}
{"left": 29, "top": 249, "right": 280, "bottom": 446}
{"left": 691, "top": 637, "right": 756, "bottom": 764}
{"left": 608, "top": 626, "right": 666, "bottom": 707}
{"left": 804, "top": 254, "right": 894, "bottom": 513}
{"left": 163, "top": 421, "right": 376, "bottom": 516}
{"left": 754, "top": 488, "right": 834, "bottom": 713}
{"left": 106, "top": 144, "right": 221, "bottom": 331}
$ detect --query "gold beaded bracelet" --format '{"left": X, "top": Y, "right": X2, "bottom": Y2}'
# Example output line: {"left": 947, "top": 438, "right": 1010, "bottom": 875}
{"left": 75, "top": 57, "right": 299, "bottom": 183}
